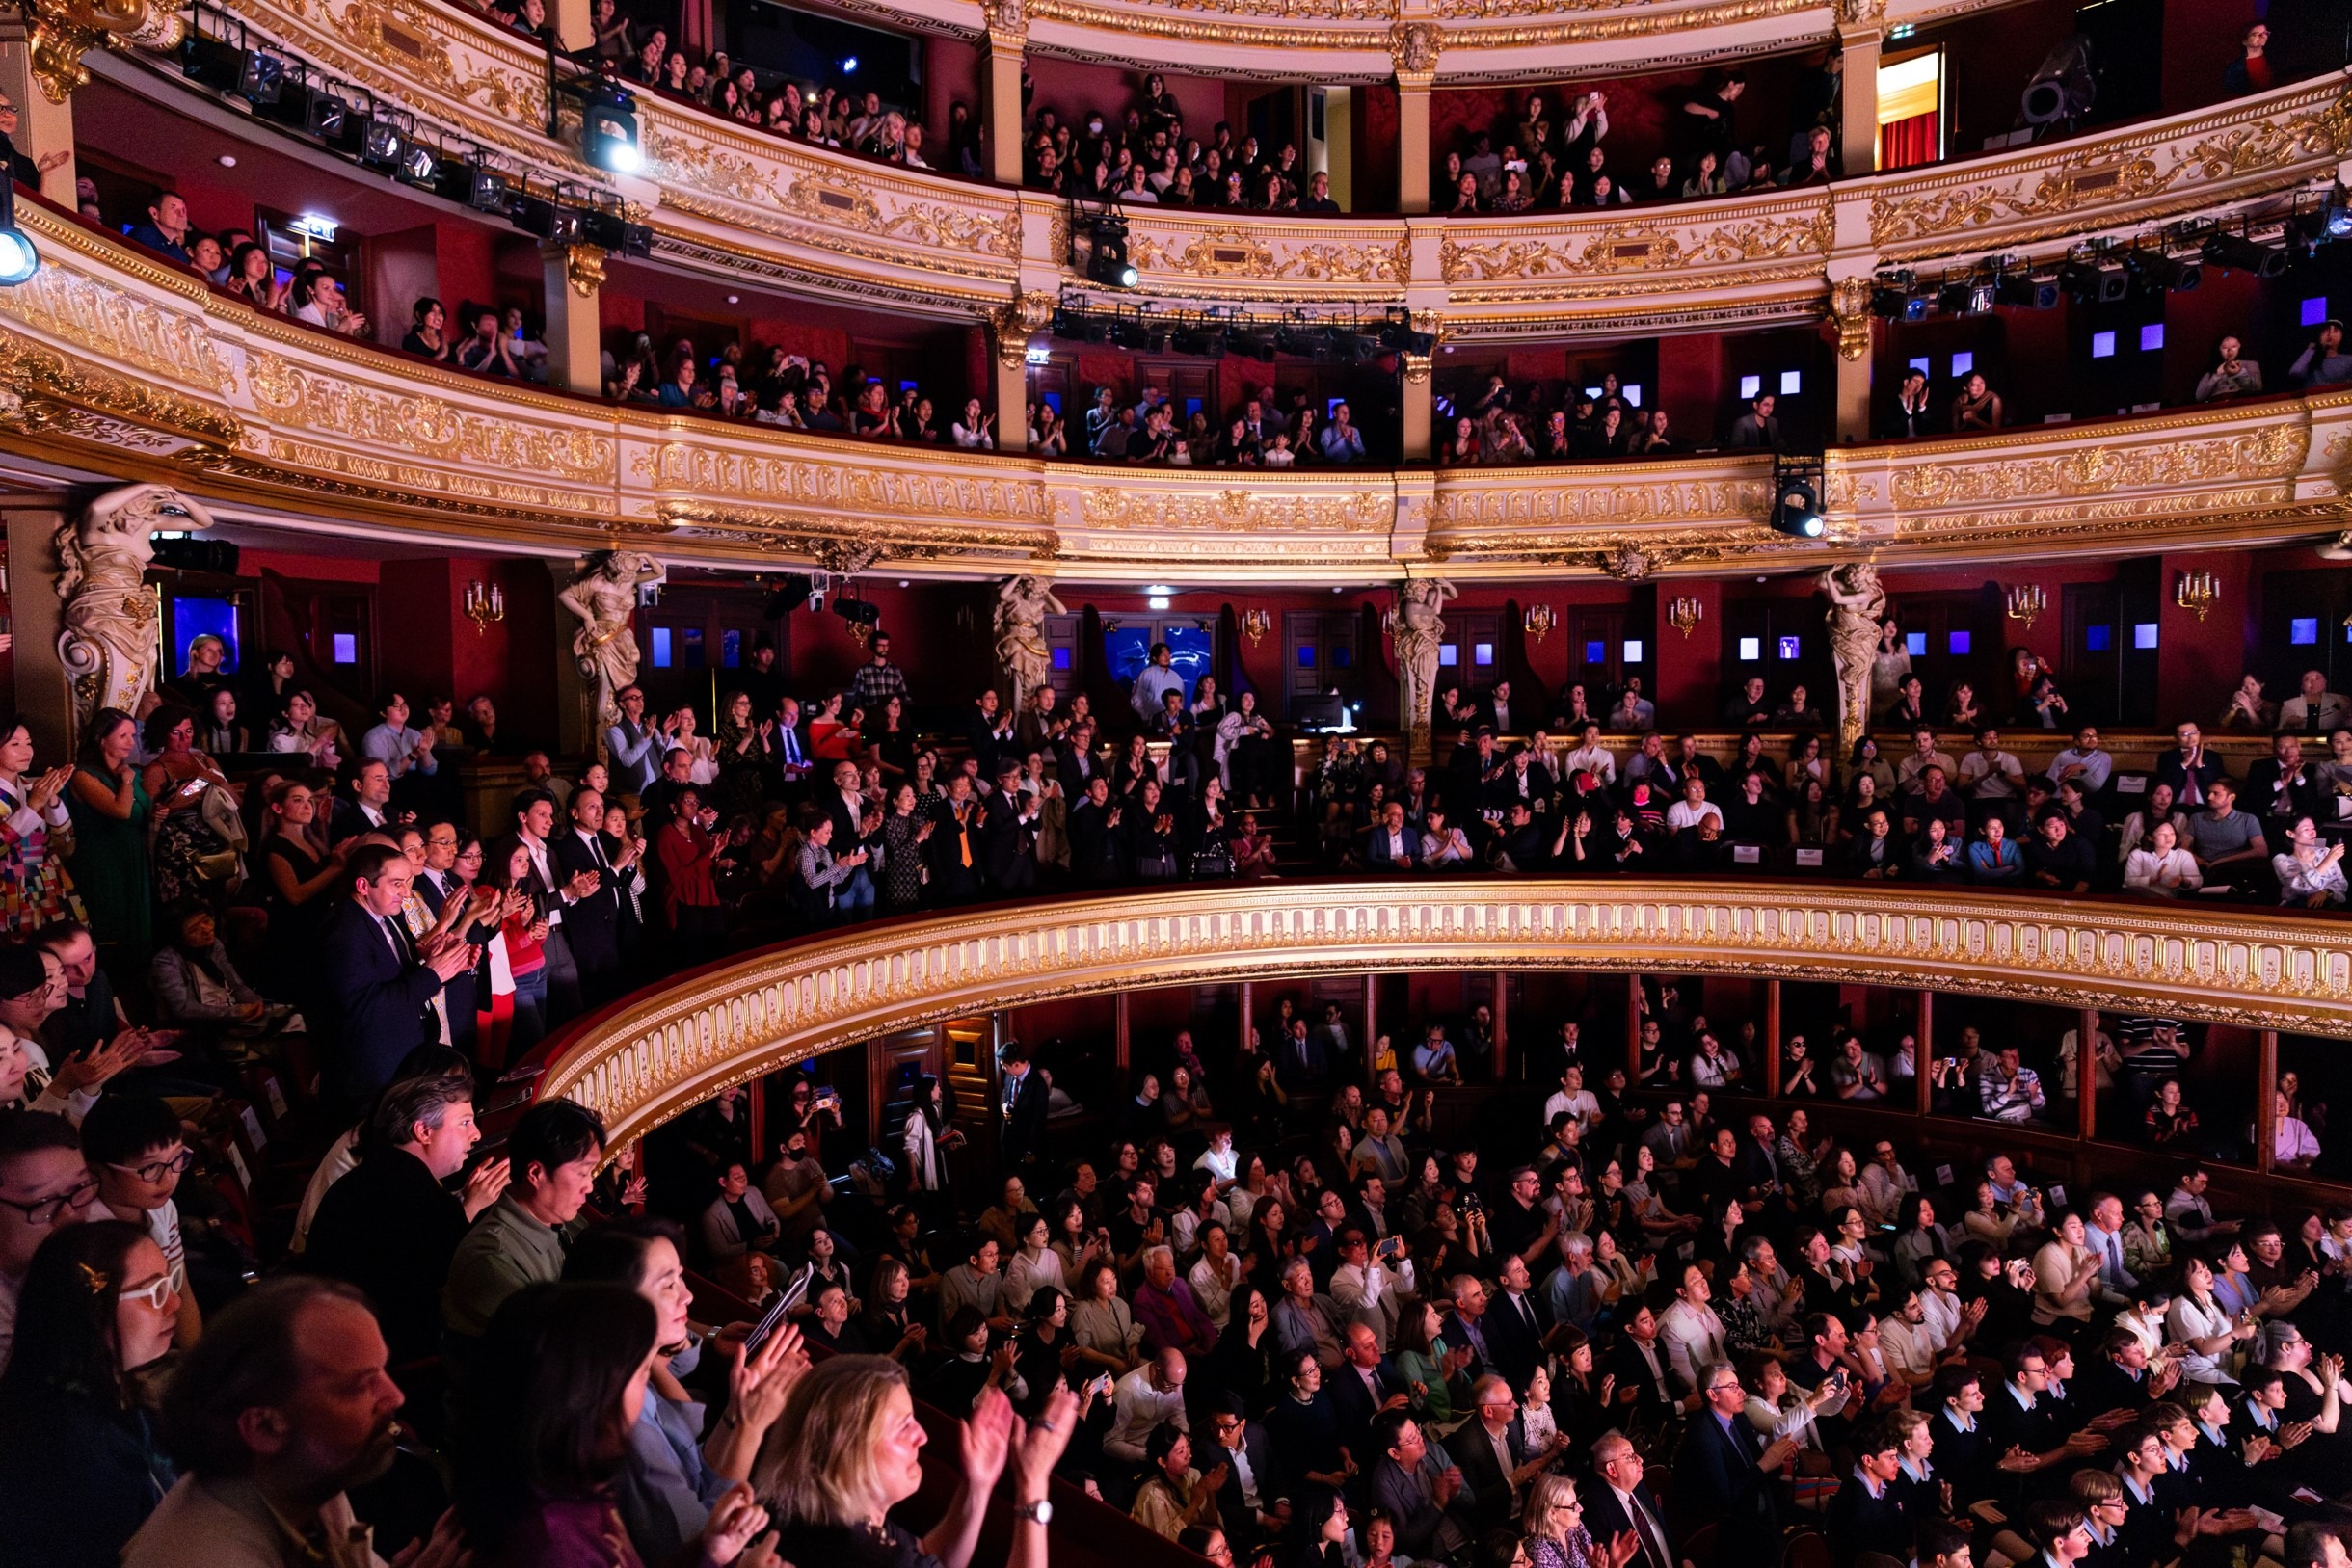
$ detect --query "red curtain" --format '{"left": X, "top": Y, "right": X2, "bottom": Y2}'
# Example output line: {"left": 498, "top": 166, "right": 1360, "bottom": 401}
{"left": 1879, "top": 113, "right": 1940, "bottom": 172}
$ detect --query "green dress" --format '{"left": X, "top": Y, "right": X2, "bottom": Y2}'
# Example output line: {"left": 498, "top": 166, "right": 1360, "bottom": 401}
{"left": 67, "top": 765, "right": 151, "bottom": 956}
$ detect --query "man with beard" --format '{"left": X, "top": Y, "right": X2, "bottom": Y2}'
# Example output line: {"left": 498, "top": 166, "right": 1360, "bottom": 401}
{"left": 124, "top": 1276, "right": 458, "bottom": 1567}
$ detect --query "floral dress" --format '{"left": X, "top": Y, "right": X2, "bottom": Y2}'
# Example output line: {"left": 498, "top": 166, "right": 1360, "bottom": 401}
{"left": 0, "top": 779, "right": 85, "bottom": 933}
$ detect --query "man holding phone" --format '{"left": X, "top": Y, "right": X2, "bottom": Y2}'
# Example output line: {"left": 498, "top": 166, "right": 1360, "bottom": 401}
{"left": 1330, "top": 1229, "right": 1417, "bottom": 1351}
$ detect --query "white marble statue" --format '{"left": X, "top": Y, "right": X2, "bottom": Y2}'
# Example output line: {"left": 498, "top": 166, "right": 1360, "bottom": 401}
{"left": 559, "top": 549, "right": 666, "bottom": 731}
{"left": 1820, "top": 561, "right": 1888, "bottom": 759}
{"left": 55, "top": 484, "right": 214, "bottom": 730}
{"left": 994, "top": 575, "right": 1065, "bottom": 715}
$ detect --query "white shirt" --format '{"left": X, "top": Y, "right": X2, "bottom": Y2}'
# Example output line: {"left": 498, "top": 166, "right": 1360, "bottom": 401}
{"left": 1919, "top": 1287, "right": 1962, "bottom": 1350}
{"left": 1666, "top": 799, "right": 1722, "bottom": 832}
{"left": 1658, "top": 1300, "right": 1727, "bottom": 1392}
{"left": 1189, "top": 1253, "right": 1243, "bottom": 1326}
{"left": 1106, "top": 1366, "right": 1189, "bottom": 1460}
{"left": 1543, "top": 1088, "right": 1601, "bottom": 1127}
{"left": 1561, "top": 743, "right": 1618, "bottom": 786}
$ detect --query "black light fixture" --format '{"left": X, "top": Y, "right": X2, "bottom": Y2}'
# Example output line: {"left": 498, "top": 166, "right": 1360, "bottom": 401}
{"left": 579, "top": 84, "right": 642, "bottom": 175}
{"left": 237, "top": 48, "right": 284, "bottom": 104}
{"left": 179, "top": 27, "right": 245, "bottom": 92}
{"left": 361, "top": 114, "right": 406, "bottom": 169}
{"left": 1770, "top": 456, "right": 1827, "bottom": 540}
{"left": 832, "top": 597, "right": 882, "bottom": 627}
{"left": 466, "top": 165, "right": 511, "bottom": 212}
{"left": 395, "top": 140, "right": 438, "bottom": 186}
{"left": 1084, "top": 214, "right": 1136, "bottom": 289}
{"left": 303, "top": 87, "right": 350, "bottom": 140}
{"left": 0, "top": 135, "right": 40, "bottom": 286}
{"left": 1936, "top": 276, "right": 1993, "bottom": 315}
{"left": 2201, "top": 230, "right": 2287, "bottom": 278}
{"left": 1994, "top": 271, "right": 2061, "bottom": 308}
{"left": 1868, "top": 269, "right": 1914, "bottom": 318}
{"left": 2059, "top": 255, "right": 2128, "bottom": 303}
{"left": 2124, "top": 248, "right": 2201, "bottom": 293}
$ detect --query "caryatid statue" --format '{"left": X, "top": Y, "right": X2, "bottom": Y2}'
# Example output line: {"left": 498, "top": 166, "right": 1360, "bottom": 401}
{"left": 55, "top": 484, "right": 216, "bottom": 731}
{"left": 559, "top": 550, "right": 667, "bottom": 733}
{"left": 1819, "top": 561, "right": 1888, "bottom": 760}
{"left": 994, "top": 575, "right": 1065, "bottom": 716}
{"left": 1393, "top": 576, "right": 1457, "bottom": 749}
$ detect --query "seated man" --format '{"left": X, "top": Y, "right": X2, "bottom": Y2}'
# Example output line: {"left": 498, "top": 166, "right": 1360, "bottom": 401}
{"left": 1365, "top": 1409, "right": 1475, "bottom": 1561}
{"left": 1411, "top": 1024, "right": 1461, "bottom": 1084}
{"left": 2183, "top": 779, "right": 2268, "bottom": 891}
{"left": 441, "top": 1097, "right": 606, "bottom": 1349}
{"left": 2024, "top": 811, "right": 2096, "bottom": 893}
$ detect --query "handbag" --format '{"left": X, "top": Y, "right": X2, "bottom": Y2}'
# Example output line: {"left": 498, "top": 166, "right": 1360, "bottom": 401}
{"left": 1189, "top": 843, "right": 1234, "bottom": 880}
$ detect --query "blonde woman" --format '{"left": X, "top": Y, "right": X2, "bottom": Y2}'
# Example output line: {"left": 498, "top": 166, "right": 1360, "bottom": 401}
{"left": 1522, "top": 1472, "right": 1638, "bottom": 1568}
{"left": 754, "top": 1354, "right": 1075, "bottom": 1568}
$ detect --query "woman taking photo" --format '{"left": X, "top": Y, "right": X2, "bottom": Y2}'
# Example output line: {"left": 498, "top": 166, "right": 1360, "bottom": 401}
{"left": 753, "top": 1355, "right": 1077, "bottom": 1568}
{"left": 0, "top": 1220, "right": 180, "bottom": 1568}
{"left": 454, "top": 1281, "right": 781, "bottom": 1568}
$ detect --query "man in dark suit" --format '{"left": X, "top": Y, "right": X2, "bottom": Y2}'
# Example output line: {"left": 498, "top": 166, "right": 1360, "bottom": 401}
{"left": 1825, "top": 1418, "right": 1912, "bottom": 1567}
{"left": 1483, "top": 1252, "right": 1550, "bottom": 1393}
{"left": 1602, "top": 1296, "right": 1686, "bottom": 1426}
{"left": 1477, "top": 679, "right": 1522, "bottom": 736}
{"left": 967, "top": 689, "right": 1017, "bottom": 781}
{"left": 1671, "top": 1358, "right": 1795, "bottom": 1560}
{"left": 1204, "top": 1396, "right": 1284, "bottom": 1555}
{"left": 550, "top": 785, "right": 628, "bottom": 1006}
{"left": 321, "top": 843, "right": 471, "bottom": 1101}
{"left": 2244, "top": 732, "right": 2326, "bottom": 829}
{"left": 328, "top": 757, "right": 404, "bottom": 847}
{"left": 1364, "top": 801, "right": 1424, "bottom": 870}
{"left": 1001, "top": 1041, "right": 1049, "bottom": 1168}
{"left": 2152, "top": 721, "right": 2225, "bottom": 809}
{"left": 1483, "top": 744, "right": 1554, "bottom": 814}
{"left": 982, "top": 761, "right": 1041, "bottom": 891}
{"left": 926, "top": 776, "right": 985, "bottom": 903}
{"left": 1584, "top": 1430, "right": 1677, "bottom": 1568}
{"left": 1451, "top": 1372, "right": 1530, "bottom": 1529}
{"left": 1067, "top": 776, "right": 1125, "bottom": 886}
{"left": 768, "top": 695, "right": 814, "bottom": 802}
{"left": 2074, "top": 1327, "right": 2173, "bottom": 1418}
{"left": 1327, "top": 1323, "right": 1409, "bottom": 1468}
{"left": 414, "top": 819, "right": 497, "bottom": 1051}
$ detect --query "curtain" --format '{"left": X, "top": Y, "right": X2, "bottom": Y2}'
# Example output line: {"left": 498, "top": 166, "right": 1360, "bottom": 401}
{"left": 1880, "top": 113, "right": 1940, "bottom": 173}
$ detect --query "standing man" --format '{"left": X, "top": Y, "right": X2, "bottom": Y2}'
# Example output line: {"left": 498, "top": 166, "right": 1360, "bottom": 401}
{"left": 550, "top": 786, "right": 628, "bottom": 1006}
{"left": 604, "top": 684, "right": 665, "bottom": 802}
{"left": 319, "top": 843, "right": 472, "bottom": 1102}
{"left": 850, "top": 630, "right": 908, "bottom": 715}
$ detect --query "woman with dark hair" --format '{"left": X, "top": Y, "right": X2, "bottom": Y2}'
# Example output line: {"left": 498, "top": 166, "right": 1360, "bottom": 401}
{"left": 561, "top": 1219, "right": 804, "bottom": 1566}
{"left": 1286, "top": 1483, "right": 1350, "bottom": 1567}
{"left": 67, "top": 706, "right": 151, "bottom": 955}
{"left": 1010, "top": 1286, "right": 1078, "bottom": 1418}
{"left": 453, "top": 1281, "right": 778, "bottom": 1567}
{"left": 0, "top": 709, "right": 86, "bottom": 935}
{"left": 0, "top": 1220, "right": 180, "bottom": 1567}
{"left": 140, "top": 703, "right": 236, "bottom": 909}
{"left": 402, "top": 297, "right": 452, "bottom": 361}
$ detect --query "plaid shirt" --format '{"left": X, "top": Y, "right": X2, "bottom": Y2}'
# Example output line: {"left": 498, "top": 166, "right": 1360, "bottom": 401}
{"left": 850, "top": 659, "right": 908, "bottom": 710}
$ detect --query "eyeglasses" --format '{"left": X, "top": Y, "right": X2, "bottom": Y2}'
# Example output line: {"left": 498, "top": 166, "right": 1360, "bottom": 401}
{"left": 120, "top": 1263, "right": 183, "bottom": 1311}
{"left": 109, "top": 1148, "right": 194, "bottom": 1183}
{"left": 0, "top": 1175, "right": 100, "bottom": 1225}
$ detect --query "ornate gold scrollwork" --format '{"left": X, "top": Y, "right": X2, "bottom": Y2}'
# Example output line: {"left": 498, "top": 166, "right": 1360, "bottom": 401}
{"left": 557, "top": 243, "right": 604, "bottom": 299}
{"left": 1387, "top": 19, "right": 1439, "bottom": 73}
{"left": 23, "top": 0, "right": 185, "bottom": 101}
{"left": 1829, "top": 275, "right": 1873, "bottom": 362}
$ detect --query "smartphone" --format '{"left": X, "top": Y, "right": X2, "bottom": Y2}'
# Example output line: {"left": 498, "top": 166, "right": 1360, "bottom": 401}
{"left": 744, "top": 1267, "right": 813, "bottom": 1356}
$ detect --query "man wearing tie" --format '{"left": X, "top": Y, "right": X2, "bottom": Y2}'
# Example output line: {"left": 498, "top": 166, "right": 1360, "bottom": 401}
{"left": 770, "top": 696, "right": 812, "bottom": 800}
{"left": 551, "top": 786, "right": 628, "bottom": 1006}
{"left": 2086, "top": 1192, "right": 2139, "bottom": 1309}
{"left": 1670, "top": 1360, "right": 1797, "bottom": 1560}
{"left": 320, "top": 843, "right": 473, "bottom": 1101}
{"left": 1483, "top": 1253, "right": 1550, "bottom": 1393}
{"left": 926, "top": 774, "right": 984, "bottom": 903}
{"left": 1585, "top": 1431, "right": 1676, "bottom": 1568}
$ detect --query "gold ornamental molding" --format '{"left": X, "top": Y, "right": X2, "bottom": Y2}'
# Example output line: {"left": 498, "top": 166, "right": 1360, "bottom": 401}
{"left": 9, "top": 198, "right": 2352, "bottom": 582}
{"left": 537, "top": 879, "right": 2352, "bottom": 1145}
{"left": 22, "top": 0, "right": 184, "bottom": 101}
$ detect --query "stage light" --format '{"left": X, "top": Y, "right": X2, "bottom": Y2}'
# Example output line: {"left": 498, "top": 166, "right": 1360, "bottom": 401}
{"left": 304, "top": 89, "right": 349, "bottom": 139}
{"left": 2124, "top": 249, "right": 2201, "bottom": 292}
{"left": 0, "top": 221, "right": 40, "bottom": 286}
{"left": 1994, "top": 272, "right": 2061, "bottom": 308}
{"left": 1771, "top": 458, "right": 1827, "bottom": 539}
{"left": 467, "top": 166, "right": 511, "bottom": 212}
{"left": 580, "top": 85, "right": 642, "bottom": 174}
{"left": 1084, "top": 215, "right": 1136, "bottom": 289}
{"left": 361, "top": 116, "right": 405, "bottom": 169}
{"left": 2201, "top": 231, "right": 2287, "bottom": 278}
{"left": 396, "top": 141, "right": 438, "bottom": 185}
{"left": 238, "top": 49, "right": 284, "bottom": 104}
{"left": 2059, "top": 256, "right": 2127, "bottom": 303}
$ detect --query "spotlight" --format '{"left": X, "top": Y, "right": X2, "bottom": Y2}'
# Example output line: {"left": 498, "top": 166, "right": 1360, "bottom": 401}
{"left": 2059, "top": 256, "right": 2127, "bottom": 303}
{"left": 617, "top": 222, "right": 654, "bottom": 257}
{"left": 0, "top": 171, "right": 39, "bottom": 286}
{"left": 304, "top": 88, "right": 350, "bottom": 140}
{"left": 840, "top": 55, "right": 859, "bottom": 73}
{"left": 832, "top": 596, "right": 881, "bottom": 627}
{"left": 509, "top": 193, "right": 558, "bottom": 237}
{"left": 1084, "top": 215, "right": 1136, "bottom": 289}
{"left": 1994, "top": 272, "right": 2061, "bottom": 308}
{"left": 238, "top": 49, "right": 284, "bottom": 104}
{"left": 1936, "top": 277, "right": 1993, "bottom": 314}
{"left": 2124, "top": 249, "right": 2201, "bottom": 292}
{"left": 1771, "top": 457, "right": 1827, "bottom": 539}
{"left": 396, "top": 141, "right": 438, "bottom": 185}
{"left": 2201, "top": 231, "right": 2287, "bottom": 278}
{"left": 361, "top": 116, "right": 406, "bottom": 169}
{"left": 580, "top": 85, "right": 642, "bottom": 175}
{"left": 179, "top": 31, "right": 244, "bottom": 92}
{"left": 466, "top": 166, "right": 511, "bottom": 212}
{"left": 1275, "top": 324, "right": 1322, "bottom": 356}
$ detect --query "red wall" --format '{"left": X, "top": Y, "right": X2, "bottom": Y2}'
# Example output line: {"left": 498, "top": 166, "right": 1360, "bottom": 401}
{"left": 378, "top": 556, "right": 520, "bottom": 709}
{"left": 1022, "top": 60, "right": 1227, "bottom": 146}
{"left": 2155, "top": 547, "right": 2256, "bottom": 720}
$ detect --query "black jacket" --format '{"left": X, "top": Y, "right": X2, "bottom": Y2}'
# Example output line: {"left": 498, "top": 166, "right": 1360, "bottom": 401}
{"left": 319, "top": 899, "right": 442, "bottom": 1098}
{"left": 305, "top": 1143, "right": 473, "bottom": 1363}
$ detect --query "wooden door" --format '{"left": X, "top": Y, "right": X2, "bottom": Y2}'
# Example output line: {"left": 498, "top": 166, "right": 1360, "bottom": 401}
{"left": 2060, "top": 581, "right": 2121, "bottom": 726}
{"left": 1283, "top": 610, "right": 1363, "bottom": 720}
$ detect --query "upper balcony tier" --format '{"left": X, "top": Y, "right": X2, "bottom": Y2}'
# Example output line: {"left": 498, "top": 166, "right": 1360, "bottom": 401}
{"left": 9, "top": 191, "right": 2352, "bottom": 581}
{"left": 94, "top": 5, "right": 2352, "bottom": 334}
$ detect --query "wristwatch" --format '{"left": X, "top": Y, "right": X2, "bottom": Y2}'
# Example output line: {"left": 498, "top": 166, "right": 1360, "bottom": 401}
{"left": 1011, "top": 1501, "right": 1054, "bottom": 1526}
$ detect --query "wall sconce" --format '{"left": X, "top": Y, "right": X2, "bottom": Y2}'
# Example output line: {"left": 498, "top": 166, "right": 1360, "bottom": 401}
{"left": 1522, "top": 603, "right": 1555, "bottom": 645}
{"left": 2175, "top": 569, "right": 2220, "bottom": 623}
{"left": 1666, "top": 596, "right": 1704, "bottom": 640}
{"left": 1240, "top": 606, "right": 1271, "bottom": 648}
{"left": 463, "top": 579, "right": 505, "bottom": 636}
{"left": 2004, "top": 583, "right": 2045, "bottom": 631}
